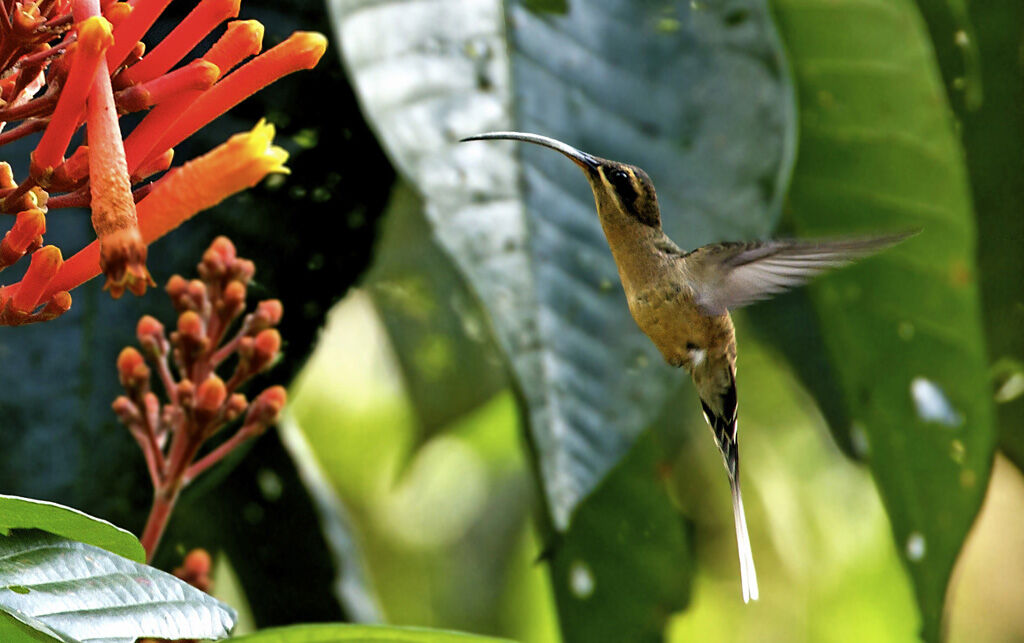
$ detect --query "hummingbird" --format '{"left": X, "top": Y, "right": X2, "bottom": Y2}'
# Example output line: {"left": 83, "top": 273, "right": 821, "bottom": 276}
{"left": 462, "top": 131, "right": 914, "bottom": 603}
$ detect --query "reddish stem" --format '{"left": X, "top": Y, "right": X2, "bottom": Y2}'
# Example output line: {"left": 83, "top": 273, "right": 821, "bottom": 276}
{"left": 129, "top": 423, "right": 161, "bottom": 486}
{"left": 184, "top": 425, "right": 252, "bottom": 484}
{"left": 140, "top": 488, "right": 176, "bottom": 562}
{"left": 140, "top": 430, "right": 203, "bottom": 561}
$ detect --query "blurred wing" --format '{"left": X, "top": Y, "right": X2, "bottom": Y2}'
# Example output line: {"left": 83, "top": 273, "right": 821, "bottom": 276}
{"left": 687, "top": 232, "right": 915, "bottom": 315}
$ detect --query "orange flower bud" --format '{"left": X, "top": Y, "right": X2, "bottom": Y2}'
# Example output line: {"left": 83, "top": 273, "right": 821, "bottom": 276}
{"left": 137, "top": 314, "right": 167, "bottom": 354}
{"left": 134, "top": 33, "right": 324, "bottom": 170}
{"left": 166, "top": 273, "right": 188, "bottom": 306}
{"left": 111, "top": 395, "right": 139, "bottom": 424}
{"left": 199, "top": 235, "right": 236, "bottom": 281}
{"left": 196, "top": 375, "right": 226, "bottom": 413}
{"left": 224, "top": 392, "right": 247, "bottom": 422}
{"left": 231, "top": 258, "right": 255, "bottom": 284}
{"left": 183, "top": 548, "right": 211, "bottom": 576}
{"left": 177, "top": 310, "right": 205, "bottom": 341}
{"left": 252, "top": 299, "right": 282, "bottom": 329}
{"left": 117, "top": 345, "right": 150, "bottom": 394}
{"left": 177, "top": 378, "right": 195, "bottom": 405}
{"left": 244, "top": 385, "right": 286, "bottom": 432}
{"left": 253, "top": 328, "right": 280, "bottom": 369}
{"left": 0, "top": 163, "right": 16, "bottom": 190}
{"left": 221, "top": 280, "right": 246, "bottom": 318}
{"left": 174, "top": 548, "right": 212, "bottom": 593}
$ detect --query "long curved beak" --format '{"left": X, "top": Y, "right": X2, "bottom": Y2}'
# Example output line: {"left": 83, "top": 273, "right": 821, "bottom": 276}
{"left": 460, "top": 131, "right": 600, "bottom": 171}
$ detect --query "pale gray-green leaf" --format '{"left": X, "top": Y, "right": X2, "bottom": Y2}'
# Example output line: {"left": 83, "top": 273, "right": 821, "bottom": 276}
{"left": 329, "top": 0, "right": 794, "bottom": 528}
{"left": 0, "top": 530, "right": 235, "bottom": 643}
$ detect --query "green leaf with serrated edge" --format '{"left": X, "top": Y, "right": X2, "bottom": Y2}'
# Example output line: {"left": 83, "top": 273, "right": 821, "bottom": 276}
{"left": 0, "top": 496, "right": 144, "bottom": 563}
{"left": 770, "top": 0, "right": 996, "bottom": 638}
{"left": 329, "top": 0, "right": 794, "bottom": 533}
{"left": 229, "top": 623, "right": 515, "bottom": 642}
{"left": 0, "top": 530, "right": 236, "bottom": 643}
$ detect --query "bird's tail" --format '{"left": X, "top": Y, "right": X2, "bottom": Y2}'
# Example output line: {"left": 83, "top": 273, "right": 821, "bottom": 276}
{"left": 730, "top": 475, "right": 759, "bottom": 603}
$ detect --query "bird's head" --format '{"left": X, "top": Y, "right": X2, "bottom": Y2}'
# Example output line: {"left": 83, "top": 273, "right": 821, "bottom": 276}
{"left": 461, "top": 132, "right": 661, "bottom": 230}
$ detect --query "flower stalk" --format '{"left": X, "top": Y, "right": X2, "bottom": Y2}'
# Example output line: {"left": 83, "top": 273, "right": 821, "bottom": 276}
{"left": 112, "top": 236, "right": 285, "bottom": 561}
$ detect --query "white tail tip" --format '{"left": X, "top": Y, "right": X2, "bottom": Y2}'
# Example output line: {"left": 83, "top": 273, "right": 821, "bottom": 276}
{"left": 731, "top": 479, "right": 759, "bottom": 602}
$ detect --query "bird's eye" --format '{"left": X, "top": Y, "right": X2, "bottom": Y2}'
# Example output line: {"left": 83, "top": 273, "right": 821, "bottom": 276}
{"left": 607, "top": 168, "right": 638, "bottom": 204}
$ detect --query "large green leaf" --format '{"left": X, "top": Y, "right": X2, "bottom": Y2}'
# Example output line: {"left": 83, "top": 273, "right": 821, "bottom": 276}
{"left": 770, "top": 0, "right": 996, "bottom": 638}
{"left": 230, "top": 623, "right": 514, "bottom": 642}
{"left": 329, "top": 0, "right": 794, "bottom": 532}
{"left": 364, "top": 182, "right": 507, "bottom": 441}
{"left": 549, "top": 431, "right": 692, "bottom": 643}
{"left": 0, "top": 496, "right": 144, "bottom": 563}
{"left": 0, "top": 530, "right": 236, "bottom": 642}
{"left": 911, "top": 0, "right": 1024, "bottom": 469}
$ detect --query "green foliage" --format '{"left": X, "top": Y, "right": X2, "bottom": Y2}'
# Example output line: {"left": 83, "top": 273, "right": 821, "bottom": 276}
{"left": 322, "top": 0, "right": 1014, "bottom": 639}
{"left": 0, "top": 530, "right": 235, "bottom": 642}
{"left": 230, "top": 623, "right": 514, "bottom": 642}
{"left": 0, "top": 495, "right": 144, "bottom": 563}
{"left": 771, "top": 0, "right": 995, "bottom": 637}
{"left": 912, "top": 0, "right": 1024, "bottom": 470}
{"left": 364, "top": 183, "right": 506, "bottom": 442}
{"left": 549, "top": 433, "right": 692, "bottom": 643}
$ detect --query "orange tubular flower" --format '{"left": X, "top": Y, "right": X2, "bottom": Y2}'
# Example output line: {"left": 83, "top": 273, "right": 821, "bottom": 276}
{"left": 40, "top": 120, "right": 288, "bottom": 300}
{"left": 0, "top": 0, "right": 326, "bottom": 325}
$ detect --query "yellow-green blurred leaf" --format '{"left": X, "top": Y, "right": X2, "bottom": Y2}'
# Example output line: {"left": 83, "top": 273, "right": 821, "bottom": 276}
{"left": 772, "top": 0, "right": 996, "bottom": 637}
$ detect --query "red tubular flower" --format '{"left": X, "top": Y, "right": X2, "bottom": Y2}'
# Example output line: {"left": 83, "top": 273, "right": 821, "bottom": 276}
{"left": 115, "top": 0, "right": 240, "bottom": 87}
{"left": 29, "top": 15, "right": 113, "bottom": 184}
{"left": 39, "top": 120, "right": 287, "bottom": 300}
{"left": 131, "top": 32, "right": 326, "bottom": 174}
{"left": 106, "top": 0, "right": 173, "bottom": 70}
{"left": 0, "top": 0, "right": 326, "bottom": 325}
{"left": 203, "top": 19, "right": 263, "bottom": 74}
{"left": 0, "top": 208, "right": 46, "bottom": 268}
{"left": 86, "top": 35, "right": 153, "bottom": 298}
{"left": 122, "top": 19, "right": 263, "bottom": 171}
{"left": 115, "top": 59, "right": 219, "bottom": 112}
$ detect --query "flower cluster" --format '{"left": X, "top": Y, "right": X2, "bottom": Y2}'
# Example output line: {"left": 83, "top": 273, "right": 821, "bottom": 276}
{"left": 0, "top": 0, "right": 325, "bottom": 325}
{"left": 112, "top": 235, "right": 285, "bottom": 560}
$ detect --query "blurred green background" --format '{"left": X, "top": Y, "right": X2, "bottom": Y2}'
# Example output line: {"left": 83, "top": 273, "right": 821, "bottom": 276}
{"left": 3, "top": 0, "right": 1024, "bottom": 641}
